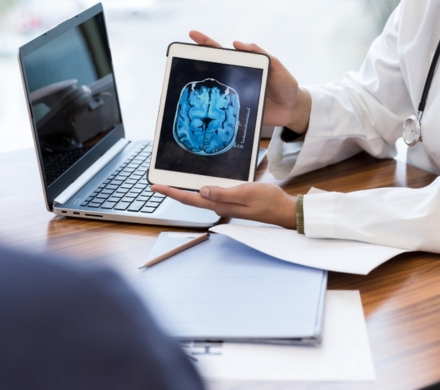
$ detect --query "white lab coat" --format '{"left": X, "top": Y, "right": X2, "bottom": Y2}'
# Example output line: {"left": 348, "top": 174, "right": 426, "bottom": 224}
{"left": 267, "top": 0, "right": 440, "bottom": 253}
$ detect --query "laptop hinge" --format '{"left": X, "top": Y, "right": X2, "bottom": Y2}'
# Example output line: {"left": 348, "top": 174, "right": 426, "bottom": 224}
{"left": 54, "top": 139, "right": 129, "bottom": 206}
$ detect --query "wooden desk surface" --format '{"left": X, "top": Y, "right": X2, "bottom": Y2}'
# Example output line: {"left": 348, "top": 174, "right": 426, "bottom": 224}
{"left": 1, "top": 144, "right": 440, "bottom": 390}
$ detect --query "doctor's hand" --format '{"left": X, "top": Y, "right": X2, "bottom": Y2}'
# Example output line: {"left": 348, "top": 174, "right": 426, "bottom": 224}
{"left": 189, "top": 30, "right": 311, "bottom": 135}
{"left": 150, "top": 182, "right": 298, "bottom": 230}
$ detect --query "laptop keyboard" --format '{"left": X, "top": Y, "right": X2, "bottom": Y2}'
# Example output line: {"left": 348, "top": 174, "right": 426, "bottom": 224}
{"left": 44, "top": 146, "right": 93, "bottom": 186}
{"left": 80, "top": 142, "right": 166, "bottom": 213}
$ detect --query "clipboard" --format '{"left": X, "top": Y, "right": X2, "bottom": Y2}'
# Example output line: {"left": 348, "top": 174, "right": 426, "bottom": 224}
{"left": 135, "top": 232, "right": 327, "bottom": 345}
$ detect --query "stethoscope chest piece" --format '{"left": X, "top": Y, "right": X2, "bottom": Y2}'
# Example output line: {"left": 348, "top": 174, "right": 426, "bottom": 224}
{"left": 402, "top": 114, "right": 422, "bottom": 146}
{"left": 402, "top": 37, "right": 440, "bottom": 146}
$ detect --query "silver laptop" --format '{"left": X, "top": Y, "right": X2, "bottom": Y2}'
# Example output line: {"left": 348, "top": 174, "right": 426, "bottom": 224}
{"left": 17, "top": 3, "right": 227, "bottom": 228}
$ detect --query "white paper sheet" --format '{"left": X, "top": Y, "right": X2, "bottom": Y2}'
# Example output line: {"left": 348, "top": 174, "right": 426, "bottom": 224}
{"left": 210, "top": 223, "right": 408, "bottom": 275}
{"left": 183, "top": 290, "right": 375, "bottom": 382}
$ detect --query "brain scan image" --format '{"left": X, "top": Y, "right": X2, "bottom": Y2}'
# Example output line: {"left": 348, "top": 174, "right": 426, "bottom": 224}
{"left": 173, "top": 78, "right": 240, "bottom": 155}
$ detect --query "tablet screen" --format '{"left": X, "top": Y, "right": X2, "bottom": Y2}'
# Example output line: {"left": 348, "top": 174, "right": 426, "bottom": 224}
{"left": 154, "top": 56, "right": 263, "bottom": 181}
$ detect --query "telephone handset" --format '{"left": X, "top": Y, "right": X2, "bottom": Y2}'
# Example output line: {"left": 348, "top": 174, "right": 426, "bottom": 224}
{"left": 30, "top": 75, "right": 118, "bottom": 152}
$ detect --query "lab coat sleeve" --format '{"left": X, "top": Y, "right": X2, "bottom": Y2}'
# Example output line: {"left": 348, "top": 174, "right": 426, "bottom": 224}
{"left": 268, "top": 2, "right": 413, "bottom": 180}
{"left": 303, "top": 176, "right": 440, "bottom": 253}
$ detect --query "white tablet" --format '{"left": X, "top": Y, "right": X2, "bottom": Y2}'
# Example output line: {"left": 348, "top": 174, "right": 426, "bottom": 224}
{"left": 148, "top": 42, "right": 270, "bottom": 191}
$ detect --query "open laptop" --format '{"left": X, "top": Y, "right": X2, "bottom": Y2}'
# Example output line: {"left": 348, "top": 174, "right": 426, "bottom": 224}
{"left": 17, "top": 3, "right": 242, "bottom": 228}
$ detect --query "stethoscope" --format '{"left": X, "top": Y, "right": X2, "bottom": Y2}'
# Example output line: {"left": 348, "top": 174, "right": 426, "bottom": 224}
{"left": 402, "top": 38, "right": 440, "bottom": 146}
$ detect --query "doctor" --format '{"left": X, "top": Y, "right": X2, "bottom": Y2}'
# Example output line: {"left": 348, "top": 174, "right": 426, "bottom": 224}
{"left": 152, "top": 0, "right": 440, "bottom": 253}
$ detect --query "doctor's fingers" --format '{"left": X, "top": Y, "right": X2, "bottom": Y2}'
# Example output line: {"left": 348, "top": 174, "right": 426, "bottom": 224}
{"left": 232, "top": 41, "right": 269, "bottom": 56}
{"left": 151, "top": 184, "right": 223, "bottom": 210}
{"left": 189, "top": 32, "right": 287, "bottom": 82}
{"left": 189, "top": 31, "right": 272, "bottom": 60}
{"left": 232, "top": 41, "right": 284, "bottom": 70}
{"left": 199, "top": 183, "right": 289, "bottom": 212}
{"left": 199, "top": 185, "right": 255, "bottom": 205}
{"left": 189, "top": 30, "right": 222, "bottom": 48}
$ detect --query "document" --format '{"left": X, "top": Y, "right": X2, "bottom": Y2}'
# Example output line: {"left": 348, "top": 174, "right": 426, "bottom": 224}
{"left": 185, "top": 290, "right": 376, "bottom": 382}
{"left": 135, "top": 232, "right": 327, "bottom": 344}
{"left": 210, "top": 223, "right": 409, "bottom": 275}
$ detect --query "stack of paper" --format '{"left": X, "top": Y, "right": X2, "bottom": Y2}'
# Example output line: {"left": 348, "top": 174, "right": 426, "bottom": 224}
{"left": 135, "top": 232, "right": 327, "bottom": 344}
{"left": 135, "top": 227, "right": 379, "bottom": 383}
{"left": 188, "top": 291, "right": 376, "bottom": 382}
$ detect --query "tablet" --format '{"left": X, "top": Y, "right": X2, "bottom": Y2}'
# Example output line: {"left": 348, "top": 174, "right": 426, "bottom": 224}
{"left": 148, "top": 42, "right": 270, "bottom": 191}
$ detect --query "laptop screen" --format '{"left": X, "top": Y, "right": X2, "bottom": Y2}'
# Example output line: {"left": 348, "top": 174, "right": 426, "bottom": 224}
{"left": 19, "top": 4, "right": 122, "bottom": 187}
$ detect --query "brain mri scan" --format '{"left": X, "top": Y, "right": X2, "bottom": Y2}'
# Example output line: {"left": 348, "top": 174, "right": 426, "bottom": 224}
{"left": 173, "top": 78, "right": 240, "bottom": 156}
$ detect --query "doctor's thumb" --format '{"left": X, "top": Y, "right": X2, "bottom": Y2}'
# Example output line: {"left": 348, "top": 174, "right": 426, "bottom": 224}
{"left": 199, "top": 186, "right": 231, "bottom": 203}
{"left": 199, "top": 187, "right": 211, "bottom": 199}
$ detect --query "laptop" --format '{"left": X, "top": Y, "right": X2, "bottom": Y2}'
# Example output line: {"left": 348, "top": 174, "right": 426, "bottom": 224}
{"left": 18, "top": 4, "right": 266, "bottom": 228}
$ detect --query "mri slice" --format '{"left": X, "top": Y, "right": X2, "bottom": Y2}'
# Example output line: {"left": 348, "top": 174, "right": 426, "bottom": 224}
{"left": 173, "top": 78, "right": 240, "bottom": 155}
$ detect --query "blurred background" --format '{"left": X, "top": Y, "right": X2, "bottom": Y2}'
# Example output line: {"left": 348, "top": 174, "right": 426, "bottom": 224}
{"left": 0, "top": 0, "right": 401, "bottom": 155}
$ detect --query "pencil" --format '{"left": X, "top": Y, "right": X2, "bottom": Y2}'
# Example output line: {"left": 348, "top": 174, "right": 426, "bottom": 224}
{"left": 139, "top": 232, "right": 210, "bottom": 269}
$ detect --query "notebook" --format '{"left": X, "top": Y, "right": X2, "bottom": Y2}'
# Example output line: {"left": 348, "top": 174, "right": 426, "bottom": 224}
{"left": 18, "top": 3, "right": 264, "bottom": 228}
{"left": 136, "top": 232, "right": 327, "bottom": 345}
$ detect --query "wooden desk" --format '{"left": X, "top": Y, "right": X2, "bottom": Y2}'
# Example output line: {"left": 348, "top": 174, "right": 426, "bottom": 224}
{"left": 1, "top": 145, "right": 440, "bottom": 390}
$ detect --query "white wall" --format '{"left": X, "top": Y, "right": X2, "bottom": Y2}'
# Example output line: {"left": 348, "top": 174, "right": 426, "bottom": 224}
{"left": 0, "top": 0, "right": 399, "bottom": 153}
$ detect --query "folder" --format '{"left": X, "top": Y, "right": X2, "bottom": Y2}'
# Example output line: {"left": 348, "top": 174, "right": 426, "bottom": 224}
{"left": 135, "top": 232, "right": 327, "bottom": 345}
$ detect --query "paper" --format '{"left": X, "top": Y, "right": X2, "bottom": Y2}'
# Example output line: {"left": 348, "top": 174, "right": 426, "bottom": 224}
{"left": 135, "top": 232, "right": 327, "bottom": 343}
{"left": 210, "top": 223, "right": 408, "bottom": 275}
{"left": 183, "top": 290, "right": 376, "bottom": 382}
